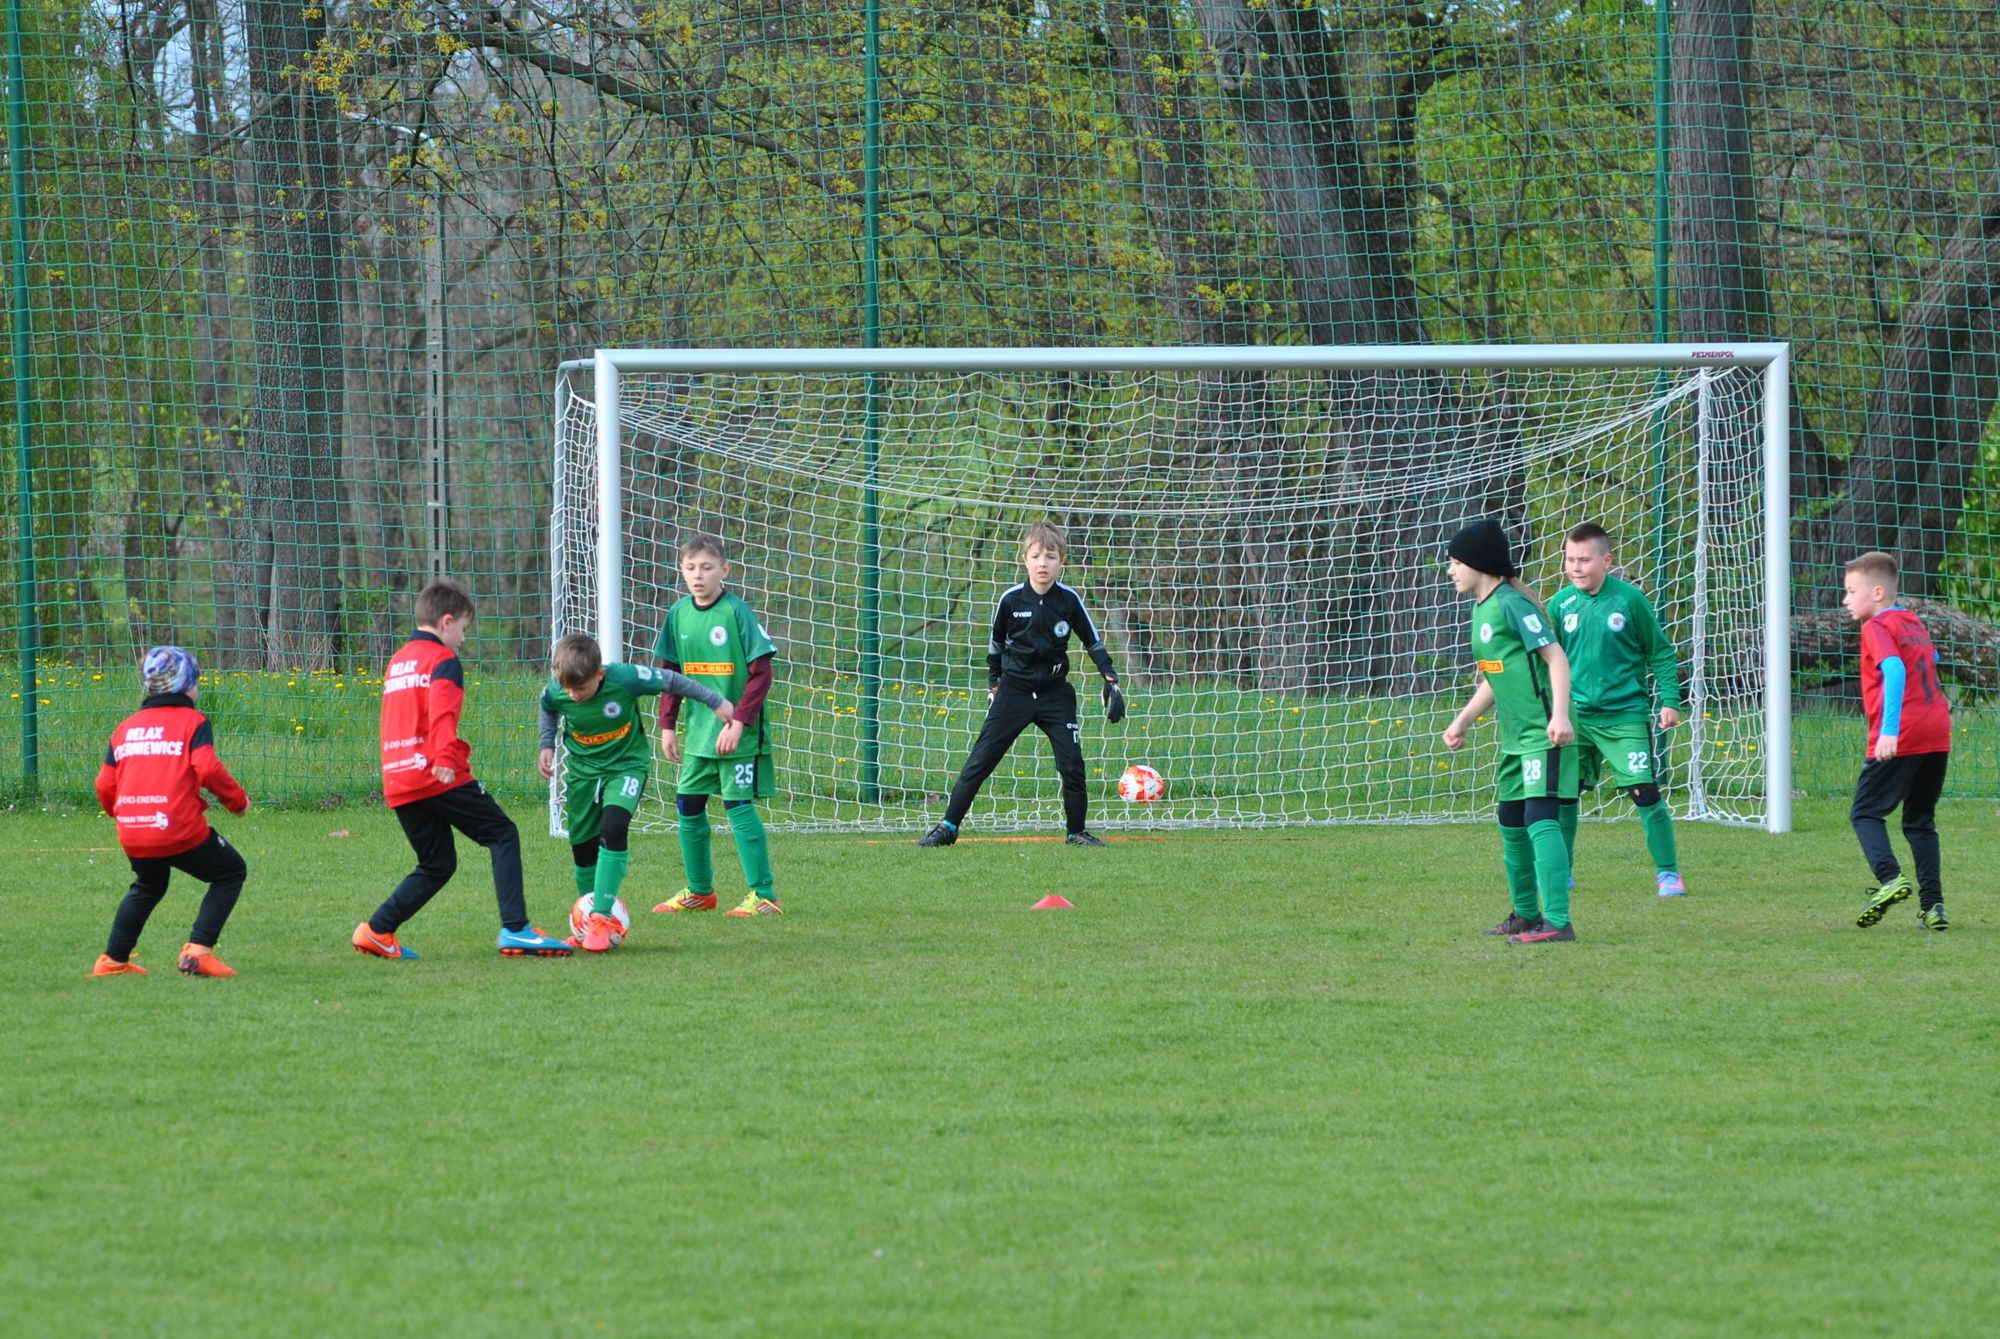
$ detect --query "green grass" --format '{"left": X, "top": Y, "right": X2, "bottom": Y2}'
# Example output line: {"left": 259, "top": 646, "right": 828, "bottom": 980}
{"left": 6, "top": 801, "right": 1998, "bottom": 1335}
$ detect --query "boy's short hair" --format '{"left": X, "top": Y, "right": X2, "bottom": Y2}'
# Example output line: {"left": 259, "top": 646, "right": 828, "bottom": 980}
{"left": 552, "top": 633, "right": 603, "bottom": 687}
{"left": 681, "top": 533, "right": 728, "bottom": 564}
{"left": 1845, "top": 551, "right": 1900, "bottom": 588}
{"left": 1021, "top": 520, "right": 1068, "bottom": 558}
{"left": 1566, "top": 522, "right": 1612, "bottom": 551}
{"left": 415, "top": 578, "right": 475, "bottom": 627}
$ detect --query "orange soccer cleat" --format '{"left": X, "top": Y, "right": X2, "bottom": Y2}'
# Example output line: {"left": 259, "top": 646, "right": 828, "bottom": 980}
{"left": 91, "top": 954, "right": 148, "bottom": 977}
{"left": 579, "top": 913, "right": 621, "bottom": 953}
{"left": 352, "top": 922, "right": 419, "bottom": 960}
{"left": 653, "top": 889, "right": 717, "bottom": 914}
{"left": 178, "top": 943, "right": 237, "bottom": 977}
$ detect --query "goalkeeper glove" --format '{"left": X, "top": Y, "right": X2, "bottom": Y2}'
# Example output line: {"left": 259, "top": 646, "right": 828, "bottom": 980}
{"left": 1102, "top": 679, "right": 1126, "bottom": 724}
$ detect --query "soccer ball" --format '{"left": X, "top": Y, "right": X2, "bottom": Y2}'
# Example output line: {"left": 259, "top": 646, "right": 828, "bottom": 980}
{"left": 1117, "top": 764, "right": 1165, "bottom": 803}
{"left": 569, "top": 894, "right": 632, "bottom": 947}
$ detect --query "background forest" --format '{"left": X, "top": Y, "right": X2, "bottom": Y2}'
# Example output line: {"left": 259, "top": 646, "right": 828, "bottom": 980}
{"left": 4, "top": 0, "right": 1999, "bottom": 801}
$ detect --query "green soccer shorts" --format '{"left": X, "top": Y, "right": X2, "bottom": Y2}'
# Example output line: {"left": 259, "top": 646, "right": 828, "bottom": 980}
{"left": 677, "top": 751, "right": 777, "bottom": 801}
{"left": 1573, "top": 716, "right": 1660, "bottom": 790}
{"left": 565, "top": 769, "right": 648, "bottom": 845}
{"left": 1495, "top": 746, "right": 1581, "bottom": 802}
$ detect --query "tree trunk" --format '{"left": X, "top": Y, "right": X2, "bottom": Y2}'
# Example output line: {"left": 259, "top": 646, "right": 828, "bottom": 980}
{"left": 1187, "top": 0, "right": 1425, "bottom": 345}
{"left": 245, "top": 0, "right": 345, "bottom": 669}
{"left": 1799, "top": 175, "right": 2000, "bottom": 595}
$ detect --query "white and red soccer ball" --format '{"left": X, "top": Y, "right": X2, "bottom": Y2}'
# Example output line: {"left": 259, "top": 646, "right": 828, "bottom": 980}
{"left": 1117, "top": 764, "right": 1165, "bottom": 803}
{"left": 569, "top": 894, "right": 632, "bottom": 947}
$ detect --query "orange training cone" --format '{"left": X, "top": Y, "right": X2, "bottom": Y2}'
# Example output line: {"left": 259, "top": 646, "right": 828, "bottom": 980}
{"left": 1032, "top": 894, "right": 1073, "bottom": 910}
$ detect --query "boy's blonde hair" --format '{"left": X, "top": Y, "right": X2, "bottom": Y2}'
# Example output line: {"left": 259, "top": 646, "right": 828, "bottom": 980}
{"left": 1845, "top": 551, "right": 1900, "bottom": 590}
{"left": 415, "top": 578, "right": 475, "bottom": 627}
{"left": 1022, "top": 520, "right": 1067, "bottom": 558}
{"left": 552, "top": 633, "right": 603, "bottom": 687}
{"left": 681, "top": 533, "right": 728, "bottom": 564}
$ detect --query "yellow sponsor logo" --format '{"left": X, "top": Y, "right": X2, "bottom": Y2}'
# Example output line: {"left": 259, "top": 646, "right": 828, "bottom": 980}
{"left": 571, "top": 722, "right": 633, "bottom": 747}
{"left": 682, "top": 662, "right": 734, "bottom": 676}
{"left": 1477, "top": 658, "right": 1505, "bottom": 673}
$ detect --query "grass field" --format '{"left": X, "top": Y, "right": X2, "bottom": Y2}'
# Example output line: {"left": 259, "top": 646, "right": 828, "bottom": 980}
{"left": 6, "top": 800, "right": 1998, "bottom": 1336}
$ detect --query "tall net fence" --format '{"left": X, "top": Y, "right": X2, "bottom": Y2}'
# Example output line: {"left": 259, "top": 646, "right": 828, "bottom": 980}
{"left": 2, "top": 0, "right": 1997, "bottom": 806}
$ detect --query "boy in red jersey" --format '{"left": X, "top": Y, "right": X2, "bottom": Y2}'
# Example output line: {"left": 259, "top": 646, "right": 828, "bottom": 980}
{"left": 1843, "top": 552, "right": 1953, "bottom": 931}
{"left": 91, "top": 647, "right": 250, "bottom": 977}
{"left": 354, "top": 579, "right": 573, "bottom": 960}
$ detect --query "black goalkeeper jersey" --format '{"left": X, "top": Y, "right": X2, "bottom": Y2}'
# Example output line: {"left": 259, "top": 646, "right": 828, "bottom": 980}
{"left": 987, "top": 581, "right": 1114, "bottom": 692}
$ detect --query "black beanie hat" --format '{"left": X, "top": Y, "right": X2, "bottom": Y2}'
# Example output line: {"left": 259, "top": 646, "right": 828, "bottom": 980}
{"left": 1447, "top": 517, "right": 1520, "bottom": 579}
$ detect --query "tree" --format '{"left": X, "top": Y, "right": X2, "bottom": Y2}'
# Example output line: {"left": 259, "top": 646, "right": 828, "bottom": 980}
{"left": 243, "top": 0, "right": 345, "bottom": 667}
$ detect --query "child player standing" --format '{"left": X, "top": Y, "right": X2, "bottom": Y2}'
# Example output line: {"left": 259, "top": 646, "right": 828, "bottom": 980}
{"left": 91, "top": 647, "right": 250, "bottom": 977}
{"left": 1548, "top": 523, "right": 1688, "bottom": 896}
{"left": 1440, "top": 518, "right": 1579, "bottom": 943}
{"left": 1843, "top": 552, "right": 1953, "bottom": 931}
{"left": 538, "top": 632, "right": 735, "bottom": 950}
{"left": 355, "top": 578, "right": 575, "bottom": 960}
{"left": 652, "top": 534, "right": 783, "bottom": 917}
{"left": 917, "top": 520, "right": 1126, "bottom": 848}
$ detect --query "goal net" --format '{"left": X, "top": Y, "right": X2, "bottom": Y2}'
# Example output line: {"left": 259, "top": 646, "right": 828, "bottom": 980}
{"left": 552, "top": 346, "right": 1791, "bottom": 835}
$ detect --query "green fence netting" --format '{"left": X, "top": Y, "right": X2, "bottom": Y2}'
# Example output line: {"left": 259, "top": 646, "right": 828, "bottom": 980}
{"left": 3, "top": 0, "right": 1997, "bottom": 808}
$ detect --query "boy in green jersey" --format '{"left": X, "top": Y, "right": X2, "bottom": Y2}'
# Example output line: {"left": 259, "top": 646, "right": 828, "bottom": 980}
{"left": 538, "top": 633, "right": 734, "bottom": 952}
{"left": 1441, "top": 518, "right": 1580, "bottom": 944}
{"left": 652, "top": 533, "right": 783, "bottom": 917}
{"left": 1548, "top": 523, "right": 1687, "bottom": 897}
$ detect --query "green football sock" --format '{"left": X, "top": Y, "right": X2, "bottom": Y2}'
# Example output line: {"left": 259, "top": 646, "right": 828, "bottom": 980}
{"left": 592, "top": 847, "right": 629, "bottom": 917}
{"left": 572, "top": 863, "right": 595, "bottom": 899}
{"left": 1499, "top": 824, "right": 1539, "bottom": 921}
{"left": 727, "top": 803, "right": 775, "bottom": 899}
{"left": 1638, "top": 800, "right": 1680, "bottom": 873}
{"left": 677, "top": 809, "right": 713, "bottom": 895}
{"left": 1529, "top": 818, "right": 1572, "bottom": 927}
{"left": 1558, "top": 800, "right": 1579, "bottom": 861}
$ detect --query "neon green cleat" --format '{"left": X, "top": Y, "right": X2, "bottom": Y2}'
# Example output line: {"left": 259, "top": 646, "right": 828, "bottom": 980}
{"left": 1856, "top": 875, "right": 1913, "bottom": 928}
{"left": 1918, "top": 904, "right": 1950, "bottom": 932}
{"left": 725, "top": 893, "right": 782, "bottom": 917}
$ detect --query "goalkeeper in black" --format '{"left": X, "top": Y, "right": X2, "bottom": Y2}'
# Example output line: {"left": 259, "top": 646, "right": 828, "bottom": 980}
{"left": 918, "top": 520, "right": 1126, "bottom": 847}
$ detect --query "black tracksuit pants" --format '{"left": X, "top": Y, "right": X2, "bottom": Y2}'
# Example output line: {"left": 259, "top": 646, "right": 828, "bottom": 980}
{"left": 1851, "top": 751, "right": 1949, "bottom": 909}
{"left": 106, "top": 830, "right": 247, "bottom": 960}
{"left": 944, "top": 682, "right": 1087, "bottom": 834}
{"left": 372, "top": 781, "right": 529, "bottom": 933}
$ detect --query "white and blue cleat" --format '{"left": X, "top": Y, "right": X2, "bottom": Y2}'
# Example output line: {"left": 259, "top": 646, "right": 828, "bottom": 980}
{"left": 1656, "top": 870, "right": 1686, "bottom": 897}
{"left": 497, "top": 926, "right": 575, "bottom": 957}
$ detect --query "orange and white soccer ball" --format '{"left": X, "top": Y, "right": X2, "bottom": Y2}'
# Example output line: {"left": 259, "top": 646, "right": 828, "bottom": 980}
{"left": 1117, "top": 764, "right": 1165, "bottom": 803}
{"left": 569, "top": 894, "right": 632, "bottom": 947}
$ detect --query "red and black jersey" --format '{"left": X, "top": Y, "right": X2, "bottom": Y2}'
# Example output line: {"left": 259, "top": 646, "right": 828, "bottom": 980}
{"left": 380, "top": 631, "right": 473, "bottom": 807}
{"left": 94, "top": 694, "right": 249, "bottom": 857}
{"left": 1860, "top": 608, "right": 1952, "bottom": 758}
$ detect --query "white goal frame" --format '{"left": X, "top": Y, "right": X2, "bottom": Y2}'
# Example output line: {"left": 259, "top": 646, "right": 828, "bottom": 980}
{"left": 556, "top": 343, "right": 1792, "bottom": 834}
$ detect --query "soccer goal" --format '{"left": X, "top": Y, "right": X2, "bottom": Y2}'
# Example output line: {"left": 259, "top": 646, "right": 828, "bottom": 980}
{"left": 552, "top": 345, "right": 1791, "bottom": 835}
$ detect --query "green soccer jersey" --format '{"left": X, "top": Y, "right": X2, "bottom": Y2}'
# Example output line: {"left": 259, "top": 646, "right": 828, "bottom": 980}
{"left": 1470, "top": 583, "right": 1560, "bottom": 755}
{"left": 1548, "top": 575, "right": 1683, "bottom": 720}
{"left": 653, "top": 590, "right": 777, "bottom": 759}
{"left": 540, "top": 663, "right": 674, "bottom": 778}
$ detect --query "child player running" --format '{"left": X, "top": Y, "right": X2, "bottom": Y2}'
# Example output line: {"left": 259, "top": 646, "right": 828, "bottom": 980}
{"left": 1548, "top": 523, "right": 1688, "bottom": 896}
{"left": 1843, "top": 551, "right": 1953, "bottom": 931}
{"left": 652, "top": 533, "right": 783, "bottom": 918}
{"left": 1440, "top": 517, "right": 1579, "bottom": 944}
{"left": 917, "top": 520, "right": 1126, "bottom": 848}
{"left": 538, "top": 632, "right": 734, "bottom": 951}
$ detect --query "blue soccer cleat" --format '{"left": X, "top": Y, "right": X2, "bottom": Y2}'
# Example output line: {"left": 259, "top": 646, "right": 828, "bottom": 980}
{"left": 497, "top": 926, "right": 575, "bottom": 957}
{"left": 1657, "top": 870, "right": 1686, "bottom": 897}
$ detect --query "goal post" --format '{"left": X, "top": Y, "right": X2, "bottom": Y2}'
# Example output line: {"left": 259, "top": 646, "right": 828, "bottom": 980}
{"left": 554, "top": 343, "right": 1791, "bottom": 835}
